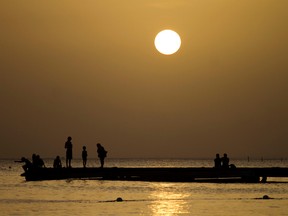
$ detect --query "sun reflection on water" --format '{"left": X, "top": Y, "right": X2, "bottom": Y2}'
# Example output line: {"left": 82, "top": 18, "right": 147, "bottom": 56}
{"left": 149, "top": 183, "right": 189, "bottom": 215}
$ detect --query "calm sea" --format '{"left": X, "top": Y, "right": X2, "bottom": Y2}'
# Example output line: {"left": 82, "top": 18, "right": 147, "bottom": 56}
{"left": 1, "top": 158, "right": 288, "bottom": 215}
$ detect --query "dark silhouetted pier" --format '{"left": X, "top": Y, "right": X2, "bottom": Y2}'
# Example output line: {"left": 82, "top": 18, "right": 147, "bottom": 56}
{"left": 21, "top": 167, "right": 288, "bottom": 183}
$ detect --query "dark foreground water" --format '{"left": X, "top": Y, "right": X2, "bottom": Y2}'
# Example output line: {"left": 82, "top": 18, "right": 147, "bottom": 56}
{"left": 1, "top": 158, "right": 288, "bottom": 215}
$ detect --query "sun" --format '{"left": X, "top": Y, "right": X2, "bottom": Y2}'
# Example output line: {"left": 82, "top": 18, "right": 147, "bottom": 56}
{"left": 154, "top": 30, "right": 181, "bottom": 55}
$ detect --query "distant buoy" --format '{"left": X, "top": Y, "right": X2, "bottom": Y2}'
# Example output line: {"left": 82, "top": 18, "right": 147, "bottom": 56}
{"left": 116, "top": 197, "right": 123, "bottom": 202}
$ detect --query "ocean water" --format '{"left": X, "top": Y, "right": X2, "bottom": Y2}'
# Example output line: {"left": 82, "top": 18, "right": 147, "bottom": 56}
{"left": 1, "top": 158, "right": 288, "bottom": 215}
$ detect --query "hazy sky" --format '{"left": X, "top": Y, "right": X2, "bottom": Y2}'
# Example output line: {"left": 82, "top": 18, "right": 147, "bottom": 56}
{"left": 1, "top": 0, "right": 287, "bottom": 159}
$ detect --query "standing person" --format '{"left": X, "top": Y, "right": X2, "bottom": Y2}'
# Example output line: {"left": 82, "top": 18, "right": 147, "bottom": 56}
{"left": 64, "top": 136, "right": 73, "bottom": 168}
{"left": 221, "top": 153, "right": 230, "bottom": 168}
{"left": 96, "top": 143, "right": 107, "bottom": 168}
{"left": 82, "top": 146, "right": 88, "bottom": 168}
{"left": 214, "top": 153, "right": 221, "bottom": 168}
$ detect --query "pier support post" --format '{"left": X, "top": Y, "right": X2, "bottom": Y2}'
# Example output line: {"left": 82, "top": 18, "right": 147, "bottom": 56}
{"left": 261, "top": 176, "right": 267, "bottom": 183}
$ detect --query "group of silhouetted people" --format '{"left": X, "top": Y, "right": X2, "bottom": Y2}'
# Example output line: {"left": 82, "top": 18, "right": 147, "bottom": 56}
{"left": 63, "top": 136, "right": 108, "bottom": 168}
{"left": 18, "top": 136, "right": 108, "bottom": 171}
{"left": 17, "top": 154, "right": 45, "bottom": 171}
{"left": 214, "top": 153, "right": 232, "bottom": 168}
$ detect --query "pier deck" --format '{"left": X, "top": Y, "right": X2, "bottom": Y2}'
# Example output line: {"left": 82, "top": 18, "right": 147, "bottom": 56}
{"left": 21, "top": 167, "right": 288, "bottom": 183}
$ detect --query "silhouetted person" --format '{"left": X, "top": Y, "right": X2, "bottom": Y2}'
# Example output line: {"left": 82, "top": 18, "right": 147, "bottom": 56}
{"left": 53, "top": 156, "right": 62, "bottom": 168}
{"left": 37, "top": 155, "right": 45, "bottom": 168}
{"left": 65, "top": 136, "right": 73, "bottom": 168}
{"left": 214, "top": 153, "right": 221, "bottom": 168}
{"left": 97, "top": 143, "right": 107, "bottom": 168}
{"left": 32, "top": 154, "right": 45, "bottom": 168}
{"left": 221, "top": 153, "right": 229, "bottom": 168}
{"left": 17, "top": 157, "right": 32, "bottom": 172}
{"left": 32, "top": 154, "right": 37, "bottom": 167}
{"left": 82, "top": 146, "right": 88, "bottom": 168}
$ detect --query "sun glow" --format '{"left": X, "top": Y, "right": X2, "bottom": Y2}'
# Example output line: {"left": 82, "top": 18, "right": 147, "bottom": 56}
{"left": 154, "top": 30, "right": 181, "bottom": 55}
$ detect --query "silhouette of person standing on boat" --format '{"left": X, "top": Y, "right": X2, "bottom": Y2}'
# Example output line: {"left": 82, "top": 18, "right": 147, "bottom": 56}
{"left": 65, "top": 136, "right": 73, "bottom": 168}
{"left": 82, "top": 146, "right": 88, "bottom": 168}
{"left": 97, "top": 143, "right": 107, "bottom": 168}
{"left": 214, "top": 153, "right": 221, "bottom": 168}
{"left": 53, "top": 156, "right": 62, "bottom": 168}
{"left": 221, "top": 153, "right": 230, "bottom": 168}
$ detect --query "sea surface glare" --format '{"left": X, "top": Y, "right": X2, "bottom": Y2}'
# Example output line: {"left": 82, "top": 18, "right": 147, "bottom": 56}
{"left": 1, "top": 158, "right": 288, "bottom": 215}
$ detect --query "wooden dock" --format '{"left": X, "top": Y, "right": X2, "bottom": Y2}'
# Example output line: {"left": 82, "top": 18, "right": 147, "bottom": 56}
{"left": 21, "top": 167, "right": 288, "bottom": 183}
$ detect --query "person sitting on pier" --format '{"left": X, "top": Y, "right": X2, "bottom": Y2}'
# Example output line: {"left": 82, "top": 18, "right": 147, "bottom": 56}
{"left": 82, "top": 146, "right": 88, "bottom": 168}
{"left": 53, "top": 156, "right": 62, "bottom": 168}
{"left": 221, "top": 153, "right": 230, "bottom": 168}
{"left": 97, "top": 143, "right": 107, "bottom": 168}
{"left": 214, "top": 153, "right": 221, "bottom": 168}
{"left": 32, "top": 154, "right": 37, "bottom": 167}
{"left": 37, "top": 155, "right": 45, "bottom": 168}
{"left": 32, "top": 154, "right": 45, "bottom": 168}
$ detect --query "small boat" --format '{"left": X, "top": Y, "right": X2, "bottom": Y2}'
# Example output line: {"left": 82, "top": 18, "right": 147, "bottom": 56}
{"left": 20, "top": 167, "right": 288, "bottom": 183}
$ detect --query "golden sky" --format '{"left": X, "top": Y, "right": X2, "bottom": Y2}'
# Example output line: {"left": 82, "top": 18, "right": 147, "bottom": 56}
{"left": 0, "top": 0, "right": 287, "bottom": 159}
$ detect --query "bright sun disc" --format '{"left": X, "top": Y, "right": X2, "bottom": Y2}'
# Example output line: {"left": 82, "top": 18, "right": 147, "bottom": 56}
{"left": 154, "top": 30, "right": 181, "bottom": 55}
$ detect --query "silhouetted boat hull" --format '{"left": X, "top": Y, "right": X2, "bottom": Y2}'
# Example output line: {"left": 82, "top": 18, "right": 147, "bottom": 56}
{"left": 21, "top": 167, "right": 288, "bottom": 183}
